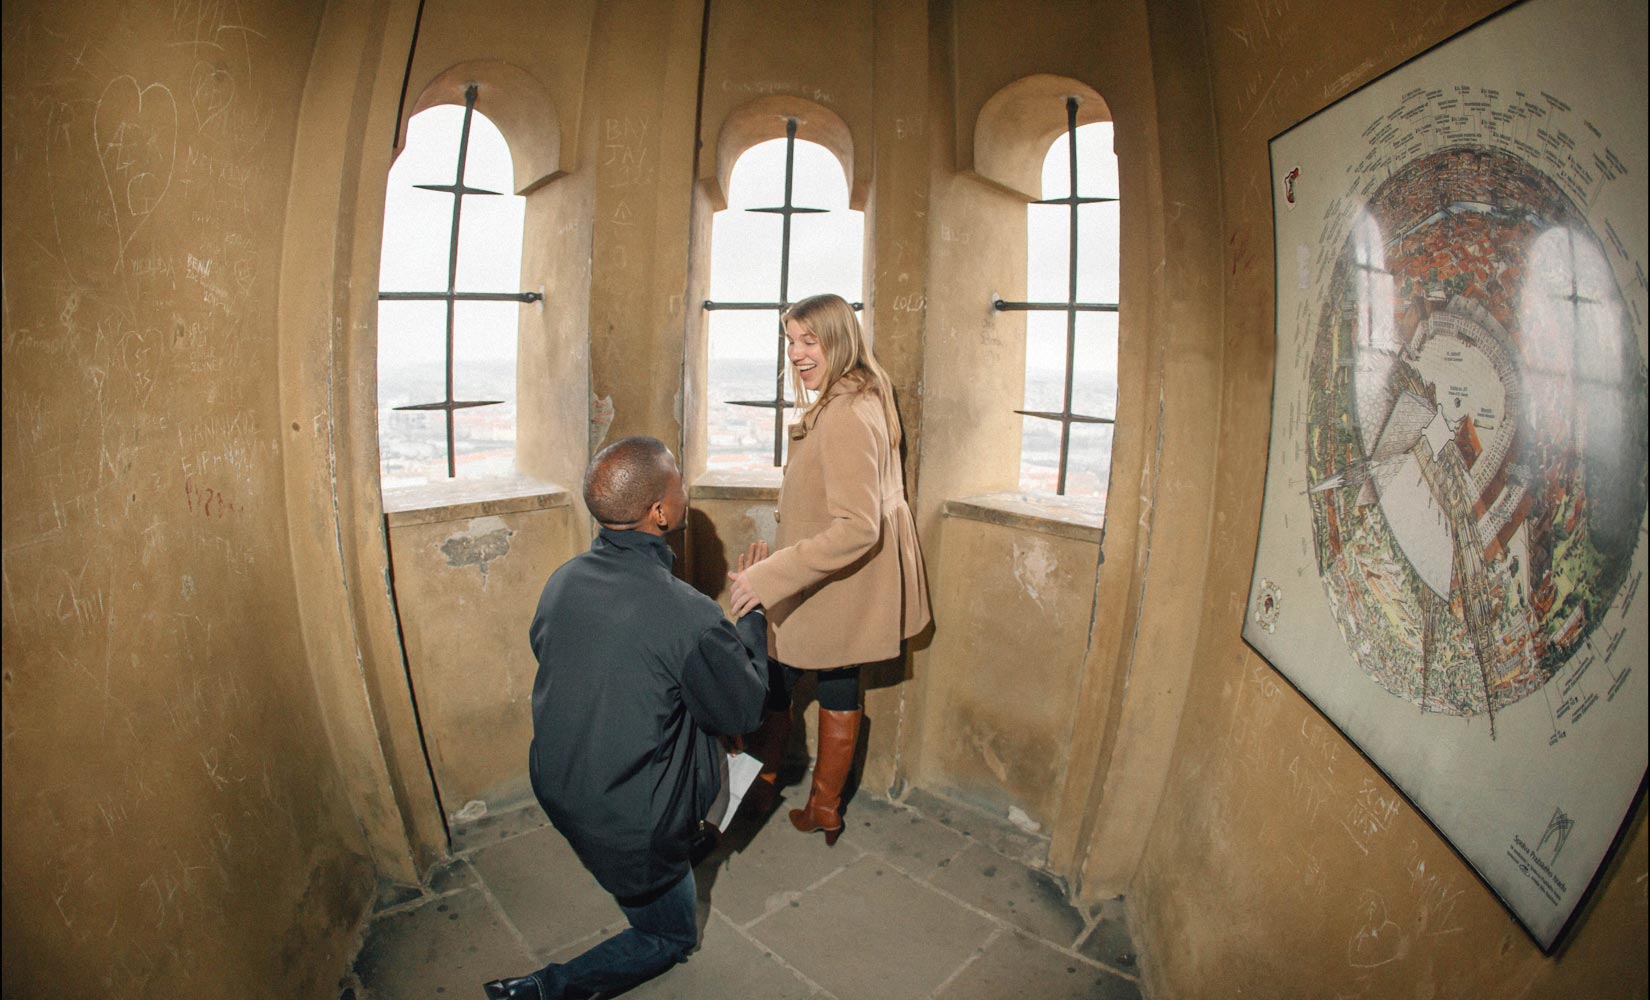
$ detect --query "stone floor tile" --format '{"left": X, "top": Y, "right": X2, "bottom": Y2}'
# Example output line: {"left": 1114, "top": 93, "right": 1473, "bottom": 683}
{"left": 619, "top": 911, "right": 819, "bottom": 999}
{"left": 372, "top": 878, "right": 422, "bottom": 914}
{"left": 426, "top": 856, "right": 478, "bottom": 895}
{"left": 348, "top": 792, "right": 1151, "bottom": 1000}
{"left": 836, "top": 794, "right": 969, "bottom": 880}
{"left": 467, "top": 822, "right": 624, "bottom": 957}
{"left": 697, "top": 790, "right": 863, "bottom": 927}
{"left": 936, "top": 929, "right": 1142, "bottom": 1000}
{"left": 904, "top": 788, "right": 1048, "bottom": 867}
{"left": 352, "top": 885, "right": 532, "bottom": 999}
{"left": 927, "top": 842, "right": 1086, "bottom": 947}
{"left": 1076, "top": 895, "right": 1138, "bottom": 975}
{"left": 748, "top": 855, "right": 996, "bottom": 1000}
{"left": 450, "top": 800, "right": 550, "bottom": 854}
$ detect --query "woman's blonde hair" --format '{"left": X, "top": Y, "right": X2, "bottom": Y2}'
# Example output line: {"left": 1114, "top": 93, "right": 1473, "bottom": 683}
{"left": 783, "top": 293, "right": 902, "bottom": 448}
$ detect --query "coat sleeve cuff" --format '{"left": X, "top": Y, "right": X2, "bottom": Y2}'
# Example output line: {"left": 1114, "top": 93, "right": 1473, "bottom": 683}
{"left": 743, "top": 548, "right": 806, "bottom": 606}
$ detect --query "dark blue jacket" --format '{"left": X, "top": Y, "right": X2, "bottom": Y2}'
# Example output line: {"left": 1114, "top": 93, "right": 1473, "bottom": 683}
{"left": 528, "top": 528, "right": 767, "bottom": 900}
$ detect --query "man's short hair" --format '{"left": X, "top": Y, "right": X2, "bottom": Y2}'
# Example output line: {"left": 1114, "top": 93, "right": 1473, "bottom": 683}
{"left": 583, "top": 436, "right": 676, "bottom": 526}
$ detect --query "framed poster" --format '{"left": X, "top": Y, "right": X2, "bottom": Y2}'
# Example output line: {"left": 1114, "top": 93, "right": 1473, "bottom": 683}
{"left": 1246, "top": 0, "right": 1648, "bottom": 951}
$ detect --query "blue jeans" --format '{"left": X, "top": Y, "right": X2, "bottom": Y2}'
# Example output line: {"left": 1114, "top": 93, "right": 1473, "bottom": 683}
{"left": 530, "top": 869, "right": 699, "bottom": 999}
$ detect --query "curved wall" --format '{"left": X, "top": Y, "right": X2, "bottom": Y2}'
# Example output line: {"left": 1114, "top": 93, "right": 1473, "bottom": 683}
{"left": 1130, "top": 0, "right": 1649, "bottom": 995}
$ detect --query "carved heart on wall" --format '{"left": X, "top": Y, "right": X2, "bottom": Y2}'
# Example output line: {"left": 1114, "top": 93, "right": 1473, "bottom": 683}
{"left": 93, "top": 75, "right": 178, "bottom": 273}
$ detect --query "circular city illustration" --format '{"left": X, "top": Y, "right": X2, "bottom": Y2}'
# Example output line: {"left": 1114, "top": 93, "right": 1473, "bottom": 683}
{"left": 1305, "top": 147, "right": 1649, "bottom": 722}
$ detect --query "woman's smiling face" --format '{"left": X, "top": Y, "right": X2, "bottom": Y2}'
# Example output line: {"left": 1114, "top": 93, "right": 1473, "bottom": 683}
{"left": 785, "top": 318, "right": 828, "bottom": 391}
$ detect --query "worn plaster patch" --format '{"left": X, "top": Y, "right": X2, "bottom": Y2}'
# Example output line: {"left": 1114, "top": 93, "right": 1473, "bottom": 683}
{"left": 439, "top": 516, "right": 514, "bottom": 584}
{"left": 972, "top": 727, "right": 1011, "bottom": 784}
{"left": 1011, "top": 536, "right": 1055, "bottom": 607}
{"left": 589, "top": 392, "right": 615, "bottom": 452}
{"left": 1007, "top": 806, "right": 1041, "bottom": 835}
{"left": 745, "top": 505, "right": 777, "bottom": 547}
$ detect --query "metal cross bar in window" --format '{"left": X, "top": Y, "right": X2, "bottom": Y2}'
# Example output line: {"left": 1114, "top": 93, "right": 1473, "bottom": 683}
{"left": 703, "top": 117, "right": 861, "bottom": 467}
{"left": 378, "top": 83, "right": 543, "bottom": 479}
{"left": 992, "top": 96, "right": 1120, "bottom": 495}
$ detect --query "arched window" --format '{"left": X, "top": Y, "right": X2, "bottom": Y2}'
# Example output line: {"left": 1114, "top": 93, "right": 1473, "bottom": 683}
{"left": 704, "top": 120, "right": 864, "bottom": 472}
{"left": 377, "top": 88, "right": 536, "bottom": 487}
{"left": 1004, "top": 103, "right": 1119, "bottom": 498}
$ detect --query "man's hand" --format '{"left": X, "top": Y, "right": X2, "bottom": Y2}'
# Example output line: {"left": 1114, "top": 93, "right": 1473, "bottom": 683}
{"left": 727, "top": 540, "right": 769, "bottom": 617}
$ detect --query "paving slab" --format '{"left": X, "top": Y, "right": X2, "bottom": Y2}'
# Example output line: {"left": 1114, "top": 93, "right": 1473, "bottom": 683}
{"left": 451, "top": 800, "right": 550, "bottom": 854}
{"left": 904, "top": 787, "right": 1048, "bottom": 867}
{"left": 836, "top": 794, "right": 969, "bottom": 881}
{"left": 936, "top": 928, "right": 1142, "bottom": 1000}
{"left": 372, "top": 878, "right": 423, "bottom": 914}
{"left": 928, "top": 842, "right": 1086, "bottom": 947}
{"left": 467, "top": 822, "right": 625, "bottom": 958}
{"left": 1076, "top": 894, "right": 1138, "bottom": 976}
{"left": 352, "top": 885, "right": 532, "bottom": 999}
{"left": 427, "top": 856, "right": 479, "bottom": 895}
{"left": 348, "top": 791, "right": 1147, "bottom": 1000}
{"left": 698, "top": 791, "right": 863, "bottom": 927}
{"left": 749, "top": 855, "right": 996, "bottom": 1000}
{"left": 618, "top": 911, "right": 820, "bottom": 999}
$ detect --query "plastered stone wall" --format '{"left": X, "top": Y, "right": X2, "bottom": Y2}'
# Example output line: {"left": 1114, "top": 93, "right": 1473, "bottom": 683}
{"left": 0, "top": 1, "right": 374, "bottom": 996}
{"left": 1129, "top": 0, "right": 1650, "bottom": 995}
{"left": 386, "top": 499, "right": 581, "bottom": 814}
{"left": 915, "top": 517, "right": 1102, "bottom": 829}
{"left": 582, "top": 0, "right": 705, "bottom": 453}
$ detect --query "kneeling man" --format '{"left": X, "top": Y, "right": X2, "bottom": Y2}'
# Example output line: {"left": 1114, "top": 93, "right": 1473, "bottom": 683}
{"left": 485, "top": 436, "right": 767, "bottom": 1000}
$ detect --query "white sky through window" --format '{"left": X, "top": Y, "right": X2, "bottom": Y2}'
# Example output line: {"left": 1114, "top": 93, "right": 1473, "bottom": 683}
{"left": 708, "top": 137, "right": 864, "bottom": 358}
{"left": 379, "top": 105, "right": 524, "bottom": 364}
{"left": 1026, "top": 122, "right": 1119, "bottom": 376}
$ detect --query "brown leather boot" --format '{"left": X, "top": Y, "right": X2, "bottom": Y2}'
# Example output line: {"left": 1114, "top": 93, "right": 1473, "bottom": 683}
{"left": 789, "top": 708, "right": 861, "bottom": 845}
{"left": 742, "top": 708, "right": 791, "bottom": 814}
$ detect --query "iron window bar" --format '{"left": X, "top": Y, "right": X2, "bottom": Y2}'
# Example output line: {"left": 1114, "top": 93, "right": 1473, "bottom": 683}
{"left": 993, "top": 96, "right": 1119, "bottom": 495}
{"left": 703, "top": 117, "right": 861, "bottom": 467}
{"left": 378, "top": 83, "right": 543, "bottom": 479}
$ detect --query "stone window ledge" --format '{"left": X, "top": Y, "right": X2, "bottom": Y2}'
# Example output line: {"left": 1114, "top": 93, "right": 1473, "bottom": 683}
{"left": 943, "top": 492, "right": 1105, "bottom": 546}
{"left": 383, "top": 474, "right": 571, "bottom": 529}
{"left": 691, "top": 467, "right": 781, "bottom": 501}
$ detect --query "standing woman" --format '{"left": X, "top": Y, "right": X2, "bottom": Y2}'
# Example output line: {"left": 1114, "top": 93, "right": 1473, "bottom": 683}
{"left": 728, "top": 293, "right": 930, "bottom": 845}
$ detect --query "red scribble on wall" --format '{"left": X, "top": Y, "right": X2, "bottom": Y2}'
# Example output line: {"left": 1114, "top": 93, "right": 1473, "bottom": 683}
{"left": 184, "top": 476, "right": 241, "bottom": 517}
{"left": 1284, "top": 166, "right": 1300, "bottom": 205}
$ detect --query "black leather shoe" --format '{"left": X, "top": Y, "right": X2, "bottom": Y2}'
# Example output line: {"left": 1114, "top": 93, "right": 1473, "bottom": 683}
{"left": 482, "top": 973, "right": 545, "bottom": 999}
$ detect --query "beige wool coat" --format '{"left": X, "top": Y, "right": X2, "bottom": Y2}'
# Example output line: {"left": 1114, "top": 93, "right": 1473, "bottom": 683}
{"left": 742, "top": 379, "right": 931, "bottom": 669}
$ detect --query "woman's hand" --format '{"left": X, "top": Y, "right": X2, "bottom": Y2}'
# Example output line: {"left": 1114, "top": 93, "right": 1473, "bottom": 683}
{"left": 727, "top": 540, "right": 769, "bottom": 617}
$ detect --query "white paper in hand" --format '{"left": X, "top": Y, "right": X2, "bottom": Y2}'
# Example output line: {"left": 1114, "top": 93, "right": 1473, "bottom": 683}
{"left": 705, "top": 751, "right": 766, "bottom": 832}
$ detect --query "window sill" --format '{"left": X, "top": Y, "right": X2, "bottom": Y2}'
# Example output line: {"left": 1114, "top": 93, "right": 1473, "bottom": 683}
{"left": 691, "top": 467, "right": 782, "bottom": 501}
{"left": 943, "top": 492, "right": 1105, "bottom": 546}
{"left": 383, "top": 473, "right": 572, "bottom": 528}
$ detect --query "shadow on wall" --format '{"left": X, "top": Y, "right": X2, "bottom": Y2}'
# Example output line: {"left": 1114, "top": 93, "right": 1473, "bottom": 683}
{"left": 685, "top": 507, "right": 730, "bottom": 599}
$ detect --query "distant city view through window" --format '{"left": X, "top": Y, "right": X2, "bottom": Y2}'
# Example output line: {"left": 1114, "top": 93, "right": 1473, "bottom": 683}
{"left": 706, "top": 135, "right": 864, "bottom": 474}
{"left": 377, "top": 102, "right": 526, "bottom": 489}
